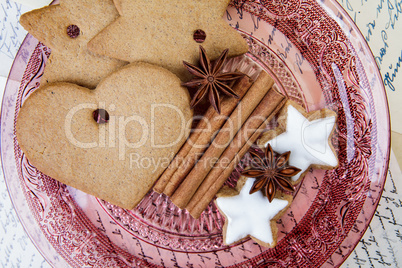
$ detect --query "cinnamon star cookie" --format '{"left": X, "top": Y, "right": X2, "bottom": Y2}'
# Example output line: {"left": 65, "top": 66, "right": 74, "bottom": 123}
{"left": 216, "top": 176, "right": 292, "bottom": 248}
{"left": 258, "top": 102, "right": 338, "bottom": 183}
{"left": 20, "top": 0, "right": 127, "bottom": 89}
{"left": 87, "top": 0, "right": 248, "bottom": 80}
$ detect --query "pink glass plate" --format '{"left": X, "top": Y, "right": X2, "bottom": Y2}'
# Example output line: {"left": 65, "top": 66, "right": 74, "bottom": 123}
{"left": 1, "top": 0, "right": 390, "bottom": 267}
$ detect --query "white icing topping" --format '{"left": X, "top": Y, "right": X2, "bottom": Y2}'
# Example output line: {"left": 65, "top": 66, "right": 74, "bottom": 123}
{"left": 265, "top": 105, "right": 337, "bottom": 181}
{"left": 216, "top": 178, "right": 288, "bottom": 245}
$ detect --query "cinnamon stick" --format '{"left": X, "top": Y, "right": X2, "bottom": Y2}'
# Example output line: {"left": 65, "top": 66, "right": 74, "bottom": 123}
{"left": 170, "top": 72, "right": 275, "bottom": 209}
{"left": 186, "top": 88, "right": 287, "bottom": 218}
{"left": 153, "top": 76, "right": 253, "bottom": 194}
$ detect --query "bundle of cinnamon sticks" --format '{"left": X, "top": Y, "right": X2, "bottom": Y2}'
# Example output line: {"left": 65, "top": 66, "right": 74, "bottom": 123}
{"left": 153, "top": 71, "right": 287, "bottom": 218}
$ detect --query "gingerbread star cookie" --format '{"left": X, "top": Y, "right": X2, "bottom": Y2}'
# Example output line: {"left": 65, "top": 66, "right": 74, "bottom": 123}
{"left": 87, "top": 0, "right": 248, "bottom": 80}
{"left": 20, "top": 0, "right": 126, "bottom": 89}
{"left": 16, "top": 62, "right": 193, "bottom": 209}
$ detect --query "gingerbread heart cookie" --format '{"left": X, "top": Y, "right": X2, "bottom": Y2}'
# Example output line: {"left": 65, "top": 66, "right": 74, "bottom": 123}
{"left": 16, "top": 62, "right": 193, "bottom": 209}
{"left": 87, "top": 0, "right": 248, "bottom": 80}
{"left": 20, "top": 0, "right": 127, "bottom": 88}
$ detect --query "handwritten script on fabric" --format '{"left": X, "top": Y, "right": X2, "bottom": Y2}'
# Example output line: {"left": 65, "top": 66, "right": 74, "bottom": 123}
{"left": 339, "top": 0, "right": 402, "bottom": 133}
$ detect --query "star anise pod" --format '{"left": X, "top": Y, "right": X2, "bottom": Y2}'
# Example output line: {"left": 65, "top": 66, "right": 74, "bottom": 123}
{"left": 241, "top": 144, "right": 301, "bottom": 202}
{"left": 182, "top": 46, "right": 244, "bottom": 114}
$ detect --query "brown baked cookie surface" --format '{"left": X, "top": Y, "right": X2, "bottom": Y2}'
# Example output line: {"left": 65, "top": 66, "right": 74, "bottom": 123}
{"left": 20, "top": 0, "right": 127, "bottom": 89}
{"left": 16, "top": 62, "right": 193, "bottom": 209}
{"left": 87, "top": 0, "right": 248, "bottom": 80}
